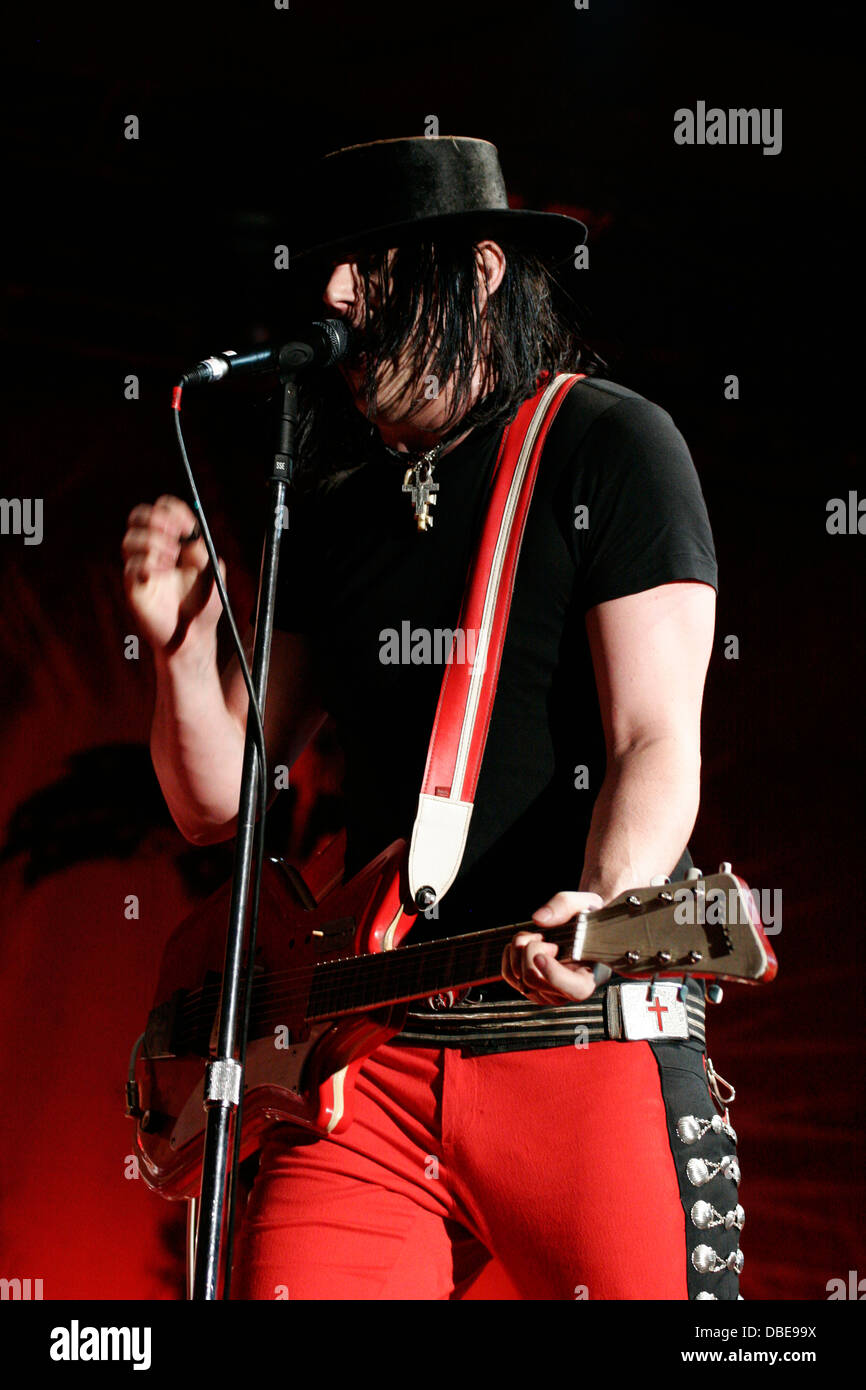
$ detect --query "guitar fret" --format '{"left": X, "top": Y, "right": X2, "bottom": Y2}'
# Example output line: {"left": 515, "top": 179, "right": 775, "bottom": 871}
{"left": 218, "top": 910, "right": 660, "bottom": 1035}
{"left": 186, "top": 920, "right": 579, "bottom": 1046}
{"left": 306, "top": 929, "right": 517, "bottom": 1019}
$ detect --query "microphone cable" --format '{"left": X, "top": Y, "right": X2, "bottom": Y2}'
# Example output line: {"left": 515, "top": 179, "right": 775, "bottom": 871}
{"left": 171, "top": 382, "right": 272, "bottom": 1297}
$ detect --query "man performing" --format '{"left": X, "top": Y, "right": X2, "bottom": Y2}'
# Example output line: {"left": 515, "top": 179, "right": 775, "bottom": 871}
{"left": 122, "top": 136, "right": 744, "bottom": 1299}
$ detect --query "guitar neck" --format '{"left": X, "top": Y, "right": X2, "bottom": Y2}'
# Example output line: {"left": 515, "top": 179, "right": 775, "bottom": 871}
{"left": 305, "top": 918, "right": 535, "bottom": 1020}
{"left": 161, "top": 872, "right": 773, "bottom": 1055}
{"left": 296, "top": 871, "right": 772, "bottom": 1020}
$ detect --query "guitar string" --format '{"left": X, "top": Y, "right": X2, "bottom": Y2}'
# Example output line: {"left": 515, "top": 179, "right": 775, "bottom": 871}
{"left": 164, "top": 897, "right": 731, "bottom": 1046}
{"left": 170, "top": 913, "right": 633, "bottom": 1022}
{"left": 167, "top": 904, "right": 727, "bottom": 1044}
{"left": 170, "top": 944, "right": 719, "bottom": 1048}
{"left": 174, "top": 918, "right": 568, "bottom": 1005}
{"left": 171, "top": 959, "right": 704, "bottom": 1052}
{"left": 172, "top": 894, "right": 686, "bottom": 1016}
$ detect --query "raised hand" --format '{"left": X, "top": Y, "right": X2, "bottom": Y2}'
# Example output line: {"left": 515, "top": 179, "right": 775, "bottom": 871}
{"left": 122, "top": 495, "right": 225, "bottom": 656}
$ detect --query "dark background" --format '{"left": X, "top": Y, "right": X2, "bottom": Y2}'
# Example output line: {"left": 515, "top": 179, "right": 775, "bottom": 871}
{"left": 1, "top": 0, "right": 862, "bottom": 1300}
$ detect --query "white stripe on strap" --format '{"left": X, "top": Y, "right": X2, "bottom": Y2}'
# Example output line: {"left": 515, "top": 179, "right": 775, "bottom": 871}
{"left": 452, "top": 372, "right": 571, "bottom": 797}
{"left": 407, "top": 373, "right": 577, "bottom": 906}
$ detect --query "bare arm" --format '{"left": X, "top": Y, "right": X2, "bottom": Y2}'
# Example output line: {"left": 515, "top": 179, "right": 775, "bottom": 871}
{"left": 124, "top": 494, "right": 325, "bottom": 845}
{"left": 578, "top": 579, "right": 716, "bottom": 902}
{"left": 504, "top": 580, "right": 716, "bottom": 1002}
{"left": 151, "top": 627, "right": 326, "bottom": 844}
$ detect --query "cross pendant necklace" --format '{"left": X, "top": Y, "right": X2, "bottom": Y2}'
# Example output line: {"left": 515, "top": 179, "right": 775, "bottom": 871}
{"left": 396, "top": 444, "right": 442, "bottom": 532}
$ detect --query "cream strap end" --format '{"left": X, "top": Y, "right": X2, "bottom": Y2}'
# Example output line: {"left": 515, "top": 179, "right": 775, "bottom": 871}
{"left": 407, "top": 794, "right": 475, "bottom": 909}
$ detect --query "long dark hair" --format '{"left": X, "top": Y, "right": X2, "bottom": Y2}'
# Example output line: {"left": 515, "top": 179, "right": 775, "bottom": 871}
{"left": 293, "top": 234, "right": 607, "bottom": 490}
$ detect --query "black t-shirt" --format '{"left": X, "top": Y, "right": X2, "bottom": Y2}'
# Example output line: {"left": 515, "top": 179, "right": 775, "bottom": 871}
{"left": 274, "top": 377, "right": 718, "bottom": 949}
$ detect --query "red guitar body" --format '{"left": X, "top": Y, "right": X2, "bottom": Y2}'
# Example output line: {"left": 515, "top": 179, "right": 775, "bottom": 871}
{"left": 134, "top": 836, "right": 415, "bottom": 1199}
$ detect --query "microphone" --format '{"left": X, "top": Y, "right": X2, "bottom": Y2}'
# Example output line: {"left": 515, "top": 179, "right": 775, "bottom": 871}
{"left": 180, "top": 319, "right": 352, "bottom": 387}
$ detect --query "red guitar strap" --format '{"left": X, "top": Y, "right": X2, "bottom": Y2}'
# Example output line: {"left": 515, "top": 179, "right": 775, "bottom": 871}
{"left": 407, "top": 371, "right": 585, "bottom": 908}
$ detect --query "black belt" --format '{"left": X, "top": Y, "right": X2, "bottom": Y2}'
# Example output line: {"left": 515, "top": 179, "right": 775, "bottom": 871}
{"left": 393, "top": 980, "right": 707, "bottom": 1055}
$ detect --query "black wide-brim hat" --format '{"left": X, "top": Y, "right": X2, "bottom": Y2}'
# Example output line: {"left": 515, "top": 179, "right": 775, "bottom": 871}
{"left": 293, "top": 136, "right": 587, "bottom": 269}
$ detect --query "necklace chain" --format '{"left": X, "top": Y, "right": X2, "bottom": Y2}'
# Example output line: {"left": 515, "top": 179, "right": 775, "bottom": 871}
{"left": 383, "top": 442, "right": 443, "bottom": 467}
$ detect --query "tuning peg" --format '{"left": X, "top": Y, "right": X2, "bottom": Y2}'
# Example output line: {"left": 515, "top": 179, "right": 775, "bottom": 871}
{"left": 650, "top": 874, "right": 671, "bottom": 886}
{"left": 686, "top": 867, "right": 703, "bottom": 880}
{"left": 718, "top": 861, "right": 732, "bottom": 874}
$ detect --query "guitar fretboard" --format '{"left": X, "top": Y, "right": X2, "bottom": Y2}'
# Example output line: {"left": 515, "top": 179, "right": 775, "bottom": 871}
{"left": 173, "top": 913, "right": 610, "bottom": 1053}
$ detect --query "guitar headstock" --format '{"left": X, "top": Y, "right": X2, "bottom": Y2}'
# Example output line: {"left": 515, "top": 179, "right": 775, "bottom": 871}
{"left": 566, "top": 867, "right": 778, "bottom": 985}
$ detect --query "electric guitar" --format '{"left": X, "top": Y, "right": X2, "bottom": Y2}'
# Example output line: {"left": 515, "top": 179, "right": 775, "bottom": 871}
{"left": 127, "top": 836, "right": 776, "bottom": 1199}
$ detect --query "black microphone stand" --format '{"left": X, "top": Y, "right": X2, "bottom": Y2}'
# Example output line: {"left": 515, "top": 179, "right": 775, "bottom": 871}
{"left": 191, "top": 372, "right": 299, "bottom": 1300}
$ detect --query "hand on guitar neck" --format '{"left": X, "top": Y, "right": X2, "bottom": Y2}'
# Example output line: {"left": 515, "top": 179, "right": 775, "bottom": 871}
{"left": 503, "top": 890, "right": 604, "bottom": 1005}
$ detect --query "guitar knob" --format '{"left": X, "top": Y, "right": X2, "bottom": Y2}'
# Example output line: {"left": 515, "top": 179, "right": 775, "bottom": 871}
{"left": 718, "top": 861, "right": 732, "bottom": 874}
{"left": 414, "top": 885, "right": 437, "bottom": 911}
{"left": 707, "top": 983, "right": 724, "bottom": 1004}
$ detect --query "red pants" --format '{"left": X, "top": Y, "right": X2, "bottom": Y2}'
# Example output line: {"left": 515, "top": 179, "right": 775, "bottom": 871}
{"left": 231, "top": 1037, "right": 735, "bottom": 1300}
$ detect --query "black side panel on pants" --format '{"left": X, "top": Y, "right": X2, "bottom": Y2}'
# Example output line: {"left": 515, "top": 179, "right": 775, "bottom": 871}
{"left": 649, "top": 1039, "right": 742, "bottom": 1301}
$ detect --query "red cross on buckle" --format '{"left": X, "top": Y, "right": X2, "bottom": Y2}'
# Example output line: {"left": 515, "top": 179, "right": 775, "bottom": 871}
{"left": 647, "top": 997, "right": 669, "bottom": 1031}
{"left": 618, "top": 982, "right": 690, "bottom": 1040}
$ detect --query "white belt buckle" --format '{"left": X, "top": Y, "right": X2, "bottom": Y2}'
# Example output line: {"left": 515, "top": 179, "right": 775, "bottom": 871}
{"left": 618, "top": 982, "right": 690, "bottom": 1040}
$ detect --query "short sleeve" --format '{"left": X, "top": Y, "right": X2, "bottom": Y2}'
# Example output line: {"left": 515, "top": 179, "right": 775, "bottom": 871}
{"left": 570, "top": 396, "right": 718, "bottom": 612}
